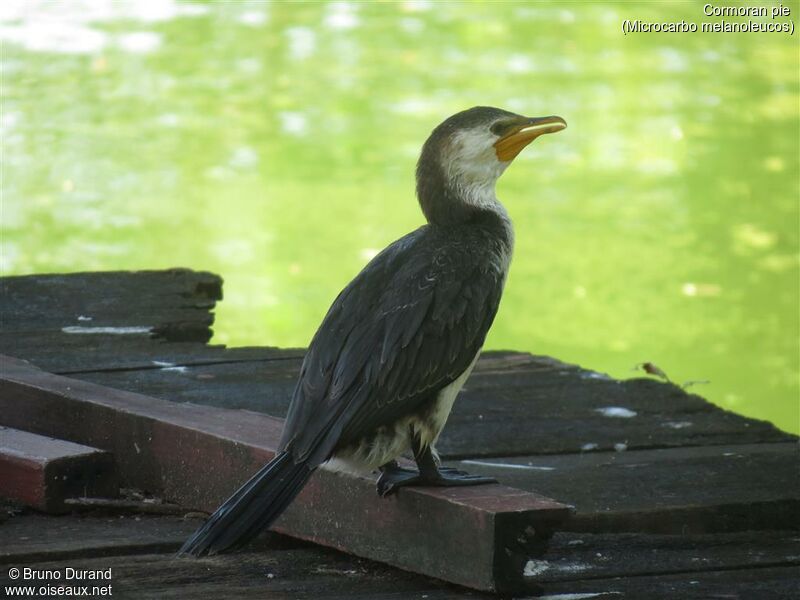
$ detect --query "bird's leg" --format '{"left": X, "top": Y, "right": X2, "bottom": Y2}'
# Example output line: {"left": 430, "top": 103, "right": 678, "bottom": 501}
{"left": 376, "top": 430, "right": 497, "bottom": 497}
{"left": 412, "top": 436, "right": 497, "bottom": 487}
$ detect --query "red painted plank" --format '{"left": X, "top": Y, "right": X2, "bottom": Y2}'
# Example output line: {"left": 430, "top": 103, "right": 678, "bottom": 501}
{"left": 0, "top": 426, "right": 117, "bottom": 513}
{"left": 0, "top": 354, "right": 571, "bottom": 593}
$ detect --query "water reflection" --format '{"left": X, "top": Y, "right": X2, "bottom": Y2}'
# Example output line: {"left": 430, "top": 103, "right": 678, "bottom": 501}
{"left": 2, "top": 1, "right": 798, "bottom": 433}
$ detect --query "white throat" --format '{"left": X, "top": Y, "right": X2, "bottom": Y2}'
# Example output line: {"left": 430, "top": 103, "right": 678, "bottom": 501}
{"left": 442, "top": 129, "right": 511, "bottom": 214}
{"left": 453, "top": 178, "right": 503, "bottom": 212}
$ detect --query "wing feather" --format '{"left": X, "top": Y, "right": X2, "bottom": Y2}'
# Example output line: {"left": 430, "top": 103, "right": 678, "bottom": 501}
{"left": 279, "top": 226, "right": 505, "bottom": 465}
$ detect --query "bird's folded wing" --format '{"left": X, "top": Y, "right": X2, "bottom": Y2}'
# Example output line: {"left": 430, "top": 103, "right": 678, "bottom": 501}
{"left": 279, "top": 229, "right": 504, "bottom": 465}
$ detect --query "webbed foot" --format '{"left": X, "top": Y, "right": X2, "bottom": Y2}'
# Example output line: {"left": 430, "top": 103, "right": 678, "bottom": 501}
{"left": 376, "top": 461, "right": 421, "bottom": 497}
{"left": 430, "top": 466, "right": 497, "bottom": 487}
{"left": 376, "top": 461, "right": 497, "bottom": 497}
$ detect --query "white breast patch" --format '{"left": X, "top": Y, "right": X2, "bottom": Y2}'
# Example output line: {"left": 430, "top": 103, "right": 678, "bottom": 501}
{"left": 416, "top": 350, "right": 481, "bottom": 450}
{"left": 326, "top": 350, "right": 482, "bottom": 471}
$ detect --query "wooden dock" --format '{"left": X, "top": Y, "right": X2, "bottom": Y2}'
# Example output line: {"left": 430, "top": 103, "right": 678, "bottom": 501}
{"left": 1, "top": 269, "right": 798, "bottom": 598}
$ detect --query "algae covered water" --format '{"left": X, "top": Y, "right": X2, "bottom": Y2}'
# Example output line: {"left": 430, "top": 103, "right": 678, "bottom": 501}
{"left": 2, "top": 1, "right": 798, "bottom": 432}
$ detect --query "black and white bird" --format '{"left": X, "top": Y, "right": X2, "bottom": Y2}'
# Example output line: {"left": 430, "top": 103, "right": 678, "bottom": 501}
{"left": 180, "top": 106, "right": 567, "bottom": 556}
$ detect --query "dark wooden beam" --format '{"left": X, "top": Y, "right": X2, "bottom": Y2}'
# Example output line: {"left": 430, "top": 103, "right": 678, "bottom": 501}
{"left": 0, "top": 532, "right": 483, "bottom": 600}
{"left": 0, "top": 269, "right": 222, "bottom": 344}
{"left": 3, "top": 521, "right": 798, "bottom": 600}
{"left": 530, "top": 530, "right": 800, "bottom": 583}
{"left": 1, "top": 337, "right": 303, "bottom": 376}
{"left": 531, "top": 566, "right": 800, "bottom": 600}
{"left": 0, "top": 355, "right": 571, "bottom": 593}
{"left": 70, "top": 352, "right": 795, "bottom": 457}
{"left": 0, "top": 426, "right": 117, "bottom": 513}
{"left": 446, "top": 443, "right": 800, "bottom": 534}
{"left": 0, "top": 515, "right": 200, "bottom": 564}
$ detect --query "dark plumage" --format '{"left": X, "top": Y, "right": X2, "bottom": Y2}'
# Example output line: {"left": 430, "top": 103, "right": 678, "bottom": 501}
{"left": 281, "top": 213, "right": 508, "bottom": 464}
{"left": 180, "top": 106, "right": 566, "bottom": 557}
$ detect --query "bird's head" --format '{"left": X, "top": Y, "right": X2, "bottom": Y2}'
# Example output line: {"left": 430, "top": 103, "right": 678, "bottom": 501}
{"left": 416, "top": 106, "right": 566, "bottom": 223}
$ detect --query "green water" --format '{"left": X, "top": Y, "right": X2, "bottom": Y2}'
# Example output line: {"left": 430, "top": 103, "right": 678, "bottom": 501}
{"left": 2, "top": 1, "right": 798, "bottom": 433}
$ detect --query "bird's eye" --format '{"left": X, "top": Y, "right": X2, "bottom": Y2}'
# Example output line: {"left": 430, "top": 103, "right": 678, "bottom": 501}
{"left": 490, "top": 122, "right": 507, "bottom": 136}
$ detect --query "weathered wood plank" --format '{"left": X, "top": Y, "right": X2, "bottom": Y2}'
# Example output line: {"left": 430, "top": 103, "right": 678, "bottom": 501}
{"left": 1, "top": 308, "right": 214, "bottom": 336}
{"left": 2, "top": 269, "right": 791, "bottom": 460}
{"left": 0, "top": 269, "right": 222, "bottom": 316}
{"left": 1, "top": 269, "right": 222, "bottom": 343}
{"left": 448, "top": 442, "right": 800, "bottom": 534}
{"left": 0, "top": 515, "right": 199, "bottom": 563}
{"left": 0, "top": 548, "right": 481, "bottom": 600}
{"left": 71, "top": 356, "right": 795, "bottom": 458}
{"left": 1, "top": 338, "right": 302, "bottom": 376}
{"left": 3, "top": 541, "right": 797, "bottom": 600}
{"left": 0, "top": 269, "right": 300, "bottom": 373}
{"left": 0, "top": 427, "right": 117, "bottom": 513}
{"left": 4, "top": 516, "right": 799, "bottom": 599}
{"left": 3, "top": 269, "right": 797, "bottom": 594}
{"left": 0, "top": 355, "right": 571, "bottom": 594}
{"left": 530, "top": 530, "right": 800, "bottom": 582}
{"left": 535, "top": 566, "right": 800, "bottom": 600}
{"left": 73, "top": 354, "right": 301, "bottom": 411}
{"left": 0, "top": 356, "right": 285, "bottom": 505}
{"left": 448, "top": 364, "right": 795, "bottom": 456}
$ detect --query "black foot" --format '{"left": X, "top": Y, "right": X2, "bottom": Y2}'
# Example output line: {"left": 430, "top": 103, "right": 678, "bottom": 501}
{"left": 376, "top": 461, "right": 497, "bottom": 497}
{"left": 376, "top": 462, "right": 421, "bottom": 497}
{"left": 427, "top": 467, "right": 498, "bottom": 488}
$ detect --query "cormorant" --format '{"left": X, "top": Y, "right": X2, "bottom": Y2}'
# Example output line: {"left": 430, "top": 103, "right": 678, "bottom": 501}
{"left": 180, "top": 106, "right": 567, "bottom": 556}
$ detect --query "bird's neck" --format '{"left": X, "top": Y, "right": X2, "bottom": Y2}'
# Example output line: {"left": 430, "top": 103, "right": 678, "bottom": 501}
{"left": 417, "top": 170, "right": 515, "bottom": 265}
{"left": 417, "top": 163, "right": 510, "bottom": 229}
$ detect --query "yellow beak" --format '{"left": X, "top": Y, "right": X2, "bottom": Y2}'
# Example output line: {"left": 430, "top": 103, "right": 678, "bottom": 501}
{"left": 494, "top": 115, "right": 567, "bottom": 162}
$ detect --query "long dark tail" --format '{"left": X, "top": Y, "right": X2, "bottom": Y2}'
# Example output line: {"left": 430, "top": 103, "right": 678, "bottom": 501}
{"left": 178, "top": 452, "right": 313, "bottom": 557}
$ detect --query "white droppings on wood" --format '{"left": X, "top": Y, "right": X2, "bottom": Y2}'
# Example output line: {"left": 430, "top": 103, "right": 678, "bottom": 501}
{"left": 77, "top": 315, "right": 93, "bottom": 321}
{"left": 554, "top": 562, "right": 591, "bottom": 573}
{"left": 461, "top": 459, "right": 555, "bottom": 471}
{"left": 663, "top": 420, "right": 693, "bottom": 429}
{"left": 581, "top": 443, "right": 599, "bottom": 451}
{"left": 62, "top": 326, "right": 152, "bottom": 335}
{"left": 595, "top": 406, "right": 638, "bottom": 418}
{"left": 537, "top": 593, "right": 621, "bottom": 600}
{"left": 151, "top": 360, "right": 188, "bottom": 373}
{"left": 580, "top": 371, "right": 612, "bottom": 380}
{"left": 522, "top": 559, "right": 550, "bottom": 577}
{"left": 613, "top": 442, "right": 628, "bottom": 452}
